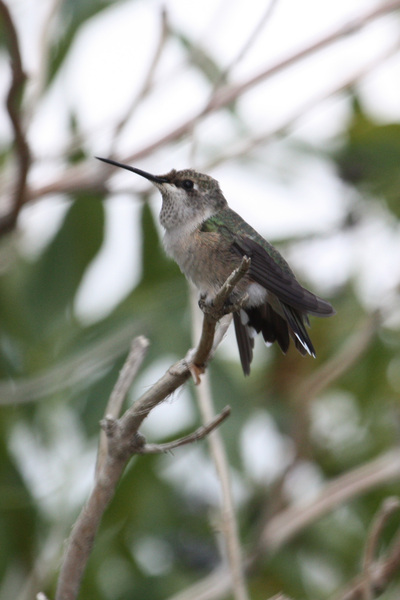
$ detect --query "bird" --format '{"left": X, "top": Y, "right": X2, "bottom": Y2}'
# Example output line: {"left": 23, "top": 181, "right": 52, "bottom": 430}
{"left": 97, "top": 157, "right": 335, "bottom": 375}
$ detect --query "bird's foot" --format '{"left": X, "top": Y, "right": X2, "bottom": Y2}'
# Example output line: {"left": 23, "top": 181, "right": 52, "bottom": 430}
{"left": 198, "top": 293, "right": 248, "bottom": 319}
{"left": 189, "top": 363, "right": 205, "bottom": 385}
{"left": 184, "top": 347, "right": 205, "bottom": 385}
{"left": 198, "top": 293, "right": 211, "bottom": 312}
{"left": 225, "top": 293, "right": 249, "bottom": 314}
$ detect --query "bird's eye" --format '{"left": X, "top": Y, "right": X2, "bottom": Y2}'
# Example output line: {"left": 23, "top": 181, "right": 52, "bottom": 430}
{"left": 182, "top": 179, "right": 194, "bottom": 190}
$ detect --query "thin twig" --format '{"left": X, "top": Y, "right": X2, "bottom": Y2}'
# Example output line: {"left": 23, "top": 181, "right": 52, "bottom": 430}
{"left": 333, "top": 516, "right": 400, "bottom": 600}
{"left": 25, "top": 0, "right": 64, "bottom": 125}
{"left": 127, "top": 0, "right": 400, "bottom": 162}
{"left": 260, "top": 450, "right": 400, "bottom": 553}
{"left": 101, "top": 336, "right": 150, "bottom": 420}
{"left": 96, "top": 336, "right": 150, "bottom": 476}
{"left": 217, "top": 0, "right": 279, "bottom": 86}
{"left": 141, "top": 405, "right": 231, "bottom": 454}
{"left": 205, "top": 38, "right": 400, "bottom": 170}
{"left": 0, "top": 0, "right": 31, "bottom": 235}
{"left": 361, "top": 497, "right": 400, "bottom": 600}
{"left": 110, "top": 7, "right": 169, "bottom": 151}
{"left": 200, "top": 372, "right": 250, "bottom": 600}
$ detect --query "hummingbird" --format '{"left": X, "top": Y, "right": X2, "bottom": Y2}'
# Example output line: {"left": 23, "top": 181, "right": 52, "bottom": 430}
{"left": 97, "top": 157, "right": 335, "bottom": 375}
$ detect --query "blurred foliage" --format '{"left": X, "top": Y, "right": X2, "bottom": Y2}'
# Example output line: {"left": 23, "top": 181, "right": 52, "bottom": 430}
{"left": 1, "top": 4, "right": 400, "bottom": 600}
{"left": 335, "top": 96, "right": 400, "bottom": 218}
{"left": 47, "top": 0, "right": 116, "bottom": 86}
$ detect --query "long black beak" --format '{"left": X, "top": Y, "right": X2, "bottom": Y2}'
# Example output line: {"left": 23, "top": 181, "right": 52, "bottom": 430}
{"left": 96, "top": 156, "right": 168, "bottom": 184}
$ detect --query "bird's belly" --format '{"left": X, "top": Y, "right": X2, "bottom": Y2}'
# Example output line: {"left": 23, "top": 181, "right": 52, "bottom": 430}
{"left": 164, "top": 230, "right": 268, "bottom": 305}
{"left": 176, "top": 249, "right": 222, "bottom": 296}
{"left": 164, "top": 229, "right": 238, "bottom": 297}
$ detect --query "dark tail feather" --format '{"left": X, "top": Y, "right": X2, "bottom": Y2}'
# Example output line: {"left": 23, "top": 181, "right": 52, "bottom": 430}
{"left": 234, "top": 299, "right": 320, "bottom": 373}
{"left": 281, "top": 304, "right": 316, "bottom": 357}
{"left": 246, "top": 305, "right": 290, "bottom": 354}
{"left": 245, "top": 302, "right": 316, "bottom": 359}
{"left": 233, "top": 312, "right": 254, "bottom": 375}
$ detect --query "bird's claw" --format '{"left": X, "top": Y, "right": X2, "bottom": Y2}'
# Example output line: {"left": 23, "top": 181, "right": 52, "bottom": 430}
{"left": 184, "top": 348, "right": 205, "bottom": 385}
{"left": 198, "top": 294, "right": 212, "bottom": 311}
{"left": 189, "top": 363, "right": 205, "bottom": 385}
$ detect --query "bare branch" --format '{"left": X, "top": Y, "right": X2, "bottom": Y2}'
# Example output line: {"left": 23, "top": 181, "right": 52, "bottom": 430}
{"left": 25, "top": 0, "right": 64, "bottom": 124}
{"left": 55, "top": 260, "right": 249, "bottom": 600}
{"left": 332, "top": 499, "right": 400, "bottom": 600}
{"left": 217, "top": 0, "right": 279, "bottom": 85}
{"left": 103, "top": 336, "right": 150, "bottom": 419}
{"left": 96, "top": 335, "right": 150, "bottom": 476}
{"left": 205, "top": 39, "right": 400, "bottom": 170}
{"left": 362, "top": 497, "right": 400, "bottom": 600}
{"left": 55, "top": 436, "right": 127, "bottom": 600}
{"left": 0, "top": 0, "right": 31, "bottom": 235}
{"left": 200, "top": 372, "right": 250, "bottom": 600}
{"left": 110, "top": 7, "right": 169, "bottom": 150}
{"left": 141, "top": 405, "right": 231, "bottom": 454}
{"left": 260, "top": 450, "right": 400, "bottom": 553}
{"left": 372, "top": 526, "right": 400, "bottom": 596}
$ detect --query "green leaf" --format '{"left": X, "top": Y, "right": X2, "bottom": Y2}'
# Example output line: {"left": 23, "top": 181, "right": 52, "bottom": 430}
{"left": 27, "top": 191, "right": 105, "bottom": 332}
{"left": 334, "top": 98, "right": 400, "bottom": 217}
{"left": 140, "top": 201, "right": 180, "bottom": 286}
{"left": 47, "top": 0, "right": 116, "bottom": 84}
{"left": 174, "top": 31, "right": 225, "bottom": 86}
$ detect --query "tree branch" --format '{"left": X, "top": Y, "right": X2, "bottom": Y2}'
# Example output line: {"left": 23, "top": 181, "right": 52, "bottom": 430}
{"left": 332, "top": 497, "right": 400, "bottom": 600}
{"left": 205, "top": 38, "right": 400, "bottom": 171}
{"left": 259, "top": 450, "right": 400, "bottom": 553}
{"left": 55, "top": 261, "right": 249, "bottom": 600}
{"left": 110, "top": 6, "right": 169, "bottom": 151}
{"left": 141, "top": 405, "right": 231, "bottom": 454}
{"left": 0, "top": 0, "right": 31, "bottom": 235}
{"left": 361, "top": 496, "right": 400, "bottom": 600}
{"left": 198, "top": 372, "right": 250, "bottom": 600}
{"left": 96, "top": 335, "right": 150, "bottom": 476}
